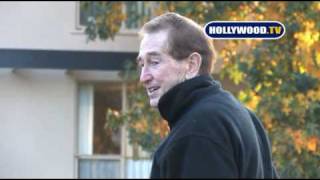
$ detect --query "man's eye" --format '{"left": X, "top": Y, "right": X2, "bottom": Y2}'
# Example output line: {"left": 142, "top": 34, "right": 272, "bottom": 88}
{"left": 150, "top": 61, "right": 159, "bottom": 65}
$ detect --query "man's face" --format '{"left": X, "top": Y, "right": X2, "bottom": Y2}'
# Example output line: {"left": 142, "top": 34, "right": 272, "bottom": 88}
{"left": 137, "top": 30, "right": 188, "bottom": 107}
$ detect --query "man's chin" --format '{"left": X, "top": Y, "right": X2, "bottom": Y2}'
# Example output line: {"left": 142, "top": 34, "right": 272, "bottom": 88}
{"left": 149, "top": 99, "right": 159, "bottom": 107}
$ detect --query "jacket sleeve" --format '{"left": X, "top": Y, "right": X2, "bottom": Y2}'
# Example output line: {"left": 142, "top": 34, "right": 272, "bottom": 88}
{"left": 161, "top": 135, "right": 238, "bottom": 178}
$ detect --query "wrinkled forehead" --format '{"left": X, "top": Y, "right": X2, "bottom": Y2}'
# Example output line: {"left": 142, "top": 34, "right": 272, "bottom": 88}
{"left": 138, "top": 30, "right": 170, "bottom": 57}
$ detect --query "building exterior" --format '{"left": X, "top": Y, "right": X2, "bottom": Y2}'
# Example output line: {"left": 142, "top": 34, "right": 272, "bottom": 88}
{"left": 0, "top": 2, "right": 152, "bottom": 178}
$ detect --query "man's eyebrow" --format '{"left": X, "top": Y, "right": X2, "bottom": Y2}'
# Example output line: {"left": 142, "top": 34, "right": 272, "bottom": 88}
{"left": 136, "top": 52, "right": 161, "bottom": 64}
{"left": 147, "top": 52, "right": 161, "bottom": 57}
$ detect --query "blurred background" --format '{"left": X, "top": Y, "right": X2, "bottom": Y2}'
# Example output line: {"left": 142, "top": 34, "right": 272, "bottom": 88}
{"left": 0, "top": 1, "right": 319, "bottom": 178}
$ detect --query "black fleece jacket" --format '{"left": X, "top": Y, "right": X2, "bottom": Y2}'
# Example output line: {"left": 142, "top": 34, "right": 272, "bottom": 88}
{"left": 150, "top": 75, "right": 279, "bottom": 178}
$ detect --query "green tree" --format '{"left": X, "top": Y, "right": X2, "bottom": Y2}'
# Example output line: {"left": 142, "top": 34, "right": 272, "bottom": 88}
{"left": 82, "top": 1, "right": 320, "bottom": 178}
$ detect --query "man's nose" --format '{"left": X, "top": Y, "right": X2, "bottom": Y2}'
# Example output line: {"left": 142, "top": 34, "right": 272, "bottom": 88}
{"left": 139, "top": 67, "right": 152, "bottom": 84}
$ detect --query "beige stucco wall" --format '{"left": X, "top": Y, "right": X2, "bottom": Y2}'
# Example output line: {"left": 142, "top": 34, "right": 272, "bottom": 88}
{"left": 0, "top": 1, "right": 140, "bottom": 52}
{"left": 0, "top": 69, "right": 77, "bottom": 178}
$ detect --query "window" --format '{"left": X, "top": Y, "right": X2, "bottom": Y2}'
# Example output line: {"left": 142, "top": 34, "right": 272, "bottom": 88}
{"left": 77, "top": 82, "right": 152, "bottom": 178}
{"left": 77, "top": 2, "right": 155, "bottom": 32}
{"left": 123, "top": 1, "right": 152, "bottom": 30}
{"left": 77, "top": 82, "right": 123, "bottom": 178}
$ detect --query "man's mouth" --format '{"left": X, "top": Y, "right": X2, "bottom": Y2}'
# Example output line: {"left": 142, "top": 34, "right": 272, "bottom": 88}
{"left": 147, "top": 86, "right": 160, "bottom": 95}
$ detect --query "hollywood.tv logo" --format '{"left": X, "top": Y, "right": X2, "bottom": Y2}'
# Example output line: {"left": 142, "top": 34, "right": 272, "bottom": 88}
{"left": 204, "top": 21, "right": 285, "bottom": 39}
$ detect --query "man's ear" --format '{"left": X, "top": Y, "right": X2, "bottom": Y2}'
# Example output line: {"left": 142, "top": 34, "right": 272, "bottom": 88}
{"left": 186, "top": 52, "right": 202, "bottom": 79}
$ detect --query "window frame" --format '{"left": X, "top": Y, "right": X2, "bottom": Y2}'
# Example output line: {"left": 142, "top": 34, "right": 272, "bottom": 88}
{"left": 74, "top": 1, "right": 156, "bottom": 35}
{"left": 75, "top": 82, "right": 127, "bottom": 178}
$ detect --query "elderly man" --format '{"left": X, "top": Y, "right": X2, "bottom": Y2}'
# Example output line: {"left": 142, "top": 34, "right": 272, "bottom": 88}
{"left": 137, "top": 12, "right": 279, "bottom": 178}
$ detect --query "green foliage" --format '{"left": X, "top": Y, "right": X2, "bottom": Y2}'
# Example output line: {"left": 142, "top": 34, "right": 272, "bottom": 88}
{"left": 81, "top": 2, "right": 125, "bottom": 41}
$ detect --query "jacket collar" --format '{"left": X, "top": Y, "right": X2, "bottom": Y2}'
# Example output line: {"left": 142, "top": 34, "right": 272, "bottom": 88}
{"left": 158, "top": 75, "right": 221, "bottom": 129}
